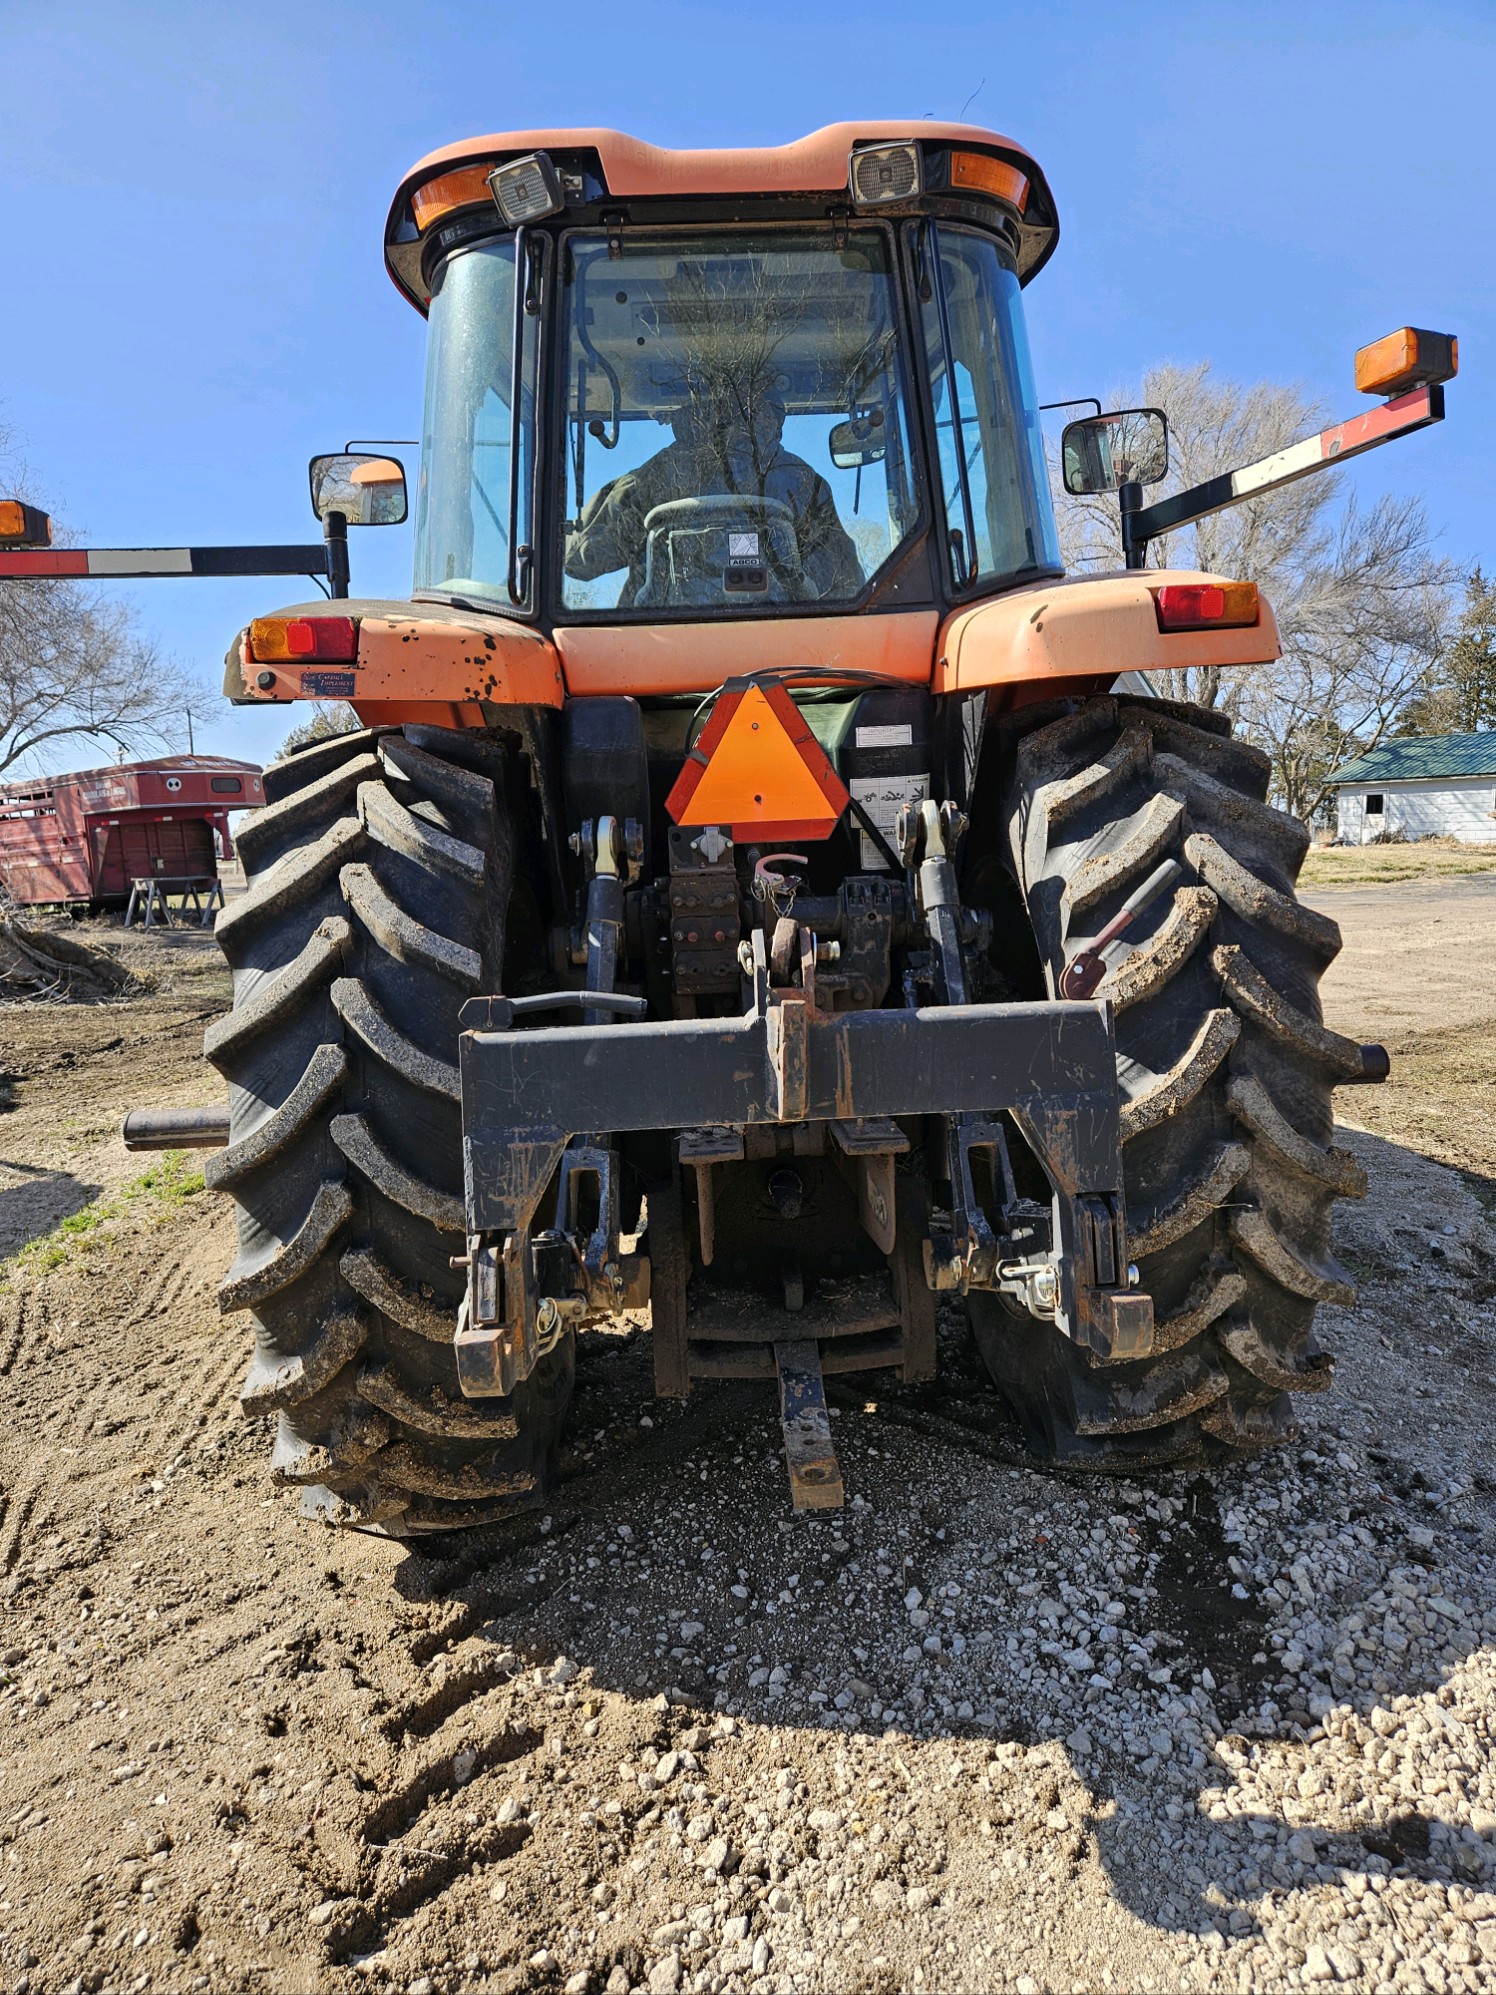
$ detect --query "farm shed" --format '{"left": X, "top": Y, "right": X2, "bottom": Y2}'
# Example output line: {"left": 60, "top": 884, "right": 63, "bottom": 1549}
{"left": 0, "top": 755, "right": 263, "bottom": 907}
{"left": 1330, "top": 732, "right": 1496, "bottom": 846}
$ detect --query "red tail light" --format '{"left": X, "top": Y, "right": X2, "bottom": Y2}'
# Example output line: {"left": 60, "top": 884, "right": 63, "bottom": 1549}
{"left": 249, "top": 615, "right": 359, "bottom": 662}
{"left": 1152, "top": 582, "right": 1259, "bottom": 632}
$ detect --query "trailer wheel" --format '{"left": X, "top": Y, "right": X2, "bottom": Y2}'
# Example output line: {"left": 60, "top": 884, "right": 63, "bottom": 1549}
{"left": 973, "top": 692, "right": 1364, "bottom": 1468}
{"left": 206, "top": 724, "right": 572, "bottom": 1533}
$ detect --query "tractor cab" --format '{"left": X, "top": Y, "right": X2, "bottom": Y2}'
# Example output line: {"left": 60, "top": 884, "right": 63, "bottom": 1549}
{"left": 385, "top": 126, "right": 1062, "bottom": 631}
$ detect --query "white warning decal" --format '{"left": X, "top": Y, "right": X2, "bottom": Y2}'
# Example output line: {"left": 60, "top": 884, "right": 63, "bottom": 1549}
{"left": 850, "top": 772, "right": 929, "bottom": 869}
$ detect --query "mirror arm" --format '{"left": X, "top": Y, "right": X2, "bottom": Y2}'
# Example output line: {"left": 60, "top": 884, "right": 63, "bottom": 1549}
{"left": 323, "top": 510, "right": 350, "bottom": 599}
{"left": 1123, "top": 384, "right": 1447, "bottom": 561}
{"left": 1118, "top": 480, "right": 1146, "bottom": 571}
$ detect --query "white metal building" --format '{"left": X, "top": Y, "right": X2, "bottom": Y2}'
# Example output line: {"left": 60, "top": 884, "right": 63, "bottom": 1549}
{"left": 1330, "top": 732, "right": 1496, "bottom": 845}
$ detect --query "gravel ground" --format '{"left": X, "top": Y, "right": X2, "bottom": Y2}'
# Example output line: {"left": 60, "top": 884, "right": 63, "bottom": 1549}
{"left": 2, "top": 890, "right": 1495, "bottom": 1995}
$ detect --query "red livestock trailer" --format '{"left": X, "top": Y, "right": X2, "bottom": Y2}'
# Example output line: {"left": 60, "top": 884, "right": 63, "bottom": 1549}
{"left": 0, "top": 755, "right": 263, "bottom": 909}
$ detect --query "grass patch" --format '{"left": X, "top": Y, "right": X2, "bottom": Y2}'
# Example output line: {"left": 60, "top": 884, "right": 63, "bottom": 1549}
{"left": 7, "top": 1151, "right": 206, "bottom": 1277}
{"left": 1300, "top": 842, "right": 1496, "bottom": 887}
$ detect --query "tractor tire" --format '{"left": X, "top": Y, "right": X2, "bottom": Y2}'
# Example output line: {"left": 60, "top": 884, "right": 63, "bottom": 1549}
{"left": 206, "top": 724, "right": 573, "bottom": 1533}
{"left": 971, "top": 691, "right": 1366, "bottom": 1468}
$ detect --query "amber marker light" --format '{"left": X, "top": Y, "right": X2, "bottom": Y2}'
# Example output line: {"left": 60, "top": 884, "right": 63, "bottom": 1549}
{"left": 1153, "top": 582, "right": 1259, "bottom": 632}
{"left": 249, "top": 616, "right": 359, "bottom": 663}
{"left": 0, "top": 501, "right": 53, "bottom": 547}
{"left": 1354, "top": 327, "right": 1458, "bottom": 398}
{"left": 411, "top": 163, "right": 500, "bottom": 232}
{"left": 950, "top": 151, "right": 1030, "bottom": 213}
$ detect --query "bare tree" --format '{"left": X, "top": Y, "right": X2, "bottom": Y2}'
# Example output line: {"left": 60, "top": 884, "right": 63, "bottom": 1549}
{"left": 1234, "top": 497, "right": 1452, "bottom": 822}
{"left": 1396, "top": 566, "right": 1496, "bottom": 737}
{"left": 0, "top": 585, "right": 216, "bottom": 777}
{"left": 1053, "top": 363, "right": 1456, "bottom": 820}
{"left": 0, "top": 422, "right": 213, "bottom": 777}
{"left": 276, "top": 701, "right": 359, "bottom": 757}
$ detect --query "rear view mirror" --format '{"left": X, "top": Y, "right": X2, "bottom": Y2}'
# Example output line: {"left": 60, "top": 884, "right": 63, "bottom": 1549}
{"left": 829, "top": 410, "right": 887, "bottom": 470}
{"left": 1061, "top": 408, "right": 1169, "bottom": 494}
{"left": 309, "top": 453, "right": 408, "bottom": 526}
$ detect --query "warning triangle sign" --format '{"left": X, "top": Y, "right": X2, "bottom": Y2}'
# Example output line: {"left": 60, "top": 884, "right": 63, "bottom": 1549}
{"left": 665, "top": 680, "right": 850, "bottom": 842}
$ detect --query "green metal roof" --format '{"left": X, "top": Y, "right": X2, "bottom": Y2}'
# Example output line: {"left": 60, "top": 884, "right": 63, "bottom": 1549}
{"left": 1330, "top": 731, "right": 1496, "bottom": 786}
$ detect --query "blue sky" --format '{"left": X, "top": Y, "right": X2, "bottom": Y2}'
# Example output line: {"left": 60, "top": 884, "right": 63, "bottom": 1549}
{"left": 2, "top": 0, "right": 1491, "bottom": 771}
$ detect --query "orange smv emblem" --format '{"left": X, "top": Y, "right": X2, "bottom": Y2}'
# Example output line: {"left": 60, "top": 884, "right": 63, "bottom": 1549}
{"left": 665, "top": 678, "right": 851, "bottom": 842}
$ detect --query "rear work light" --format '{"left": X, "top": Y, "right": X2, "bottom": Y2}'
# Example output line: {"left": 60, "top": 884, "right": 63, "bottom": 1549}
{"left": 0, "top": 500, "right": 52, "bottom": 547}
{"left": 1354, "top": 326, "right": 1458, "bottom": 399}
{"left": 411, "top": 162, "right": 500, "bottom": 231}
{"left": 249, "top": 616, "right": 359, "bottom": 663}
{"left": 1152, "top": 582, "right": 1259, "bottom": 632}
{"left": 849, "top": 142, "right": 922, "bottom": 207}
{"left": 488, "top": 152, "right": 565, "bottom": 226}
{"left": 949, "top": 150, "right": 1030, "bottom": 213}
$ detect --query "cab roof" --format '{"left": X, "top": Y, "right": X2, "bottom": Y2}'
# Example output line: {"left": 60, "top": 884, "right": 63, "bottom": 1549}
{"left": 385, "top": 121, "right": 1058, "bottom": 310}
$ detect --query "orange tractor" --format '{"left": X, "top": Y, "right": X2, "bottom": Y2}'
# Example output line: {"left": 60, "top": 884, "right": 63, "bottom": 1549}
{"left": 10, "top": 123, "right": 1455, "bottom": 1533}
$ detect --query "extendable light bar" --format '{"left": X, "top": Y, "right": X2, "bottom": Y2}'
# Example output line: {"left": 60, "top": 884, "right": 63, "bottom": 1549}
{"left": 0, "top": 542, "right": 332, "bottom": 581}
{"left": 1123, "top": 386, "right": 1446, "bottom": 565}
{"left": 1122, "top": 326, "right": 1456, "bottom": 569}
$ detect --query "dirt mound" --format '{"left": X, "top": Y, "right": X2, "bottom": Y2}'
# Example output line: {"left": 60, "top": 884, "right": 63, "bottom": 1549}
{"left": 0, "top": 914, "right": 143, "bottom": 1000}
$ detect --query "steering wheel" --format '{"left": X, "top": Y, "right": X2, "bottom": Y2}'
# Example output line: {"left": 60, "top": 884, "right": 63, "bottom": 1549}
{"left": 638, "top": 494, "right": 806, "bottom": 606}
